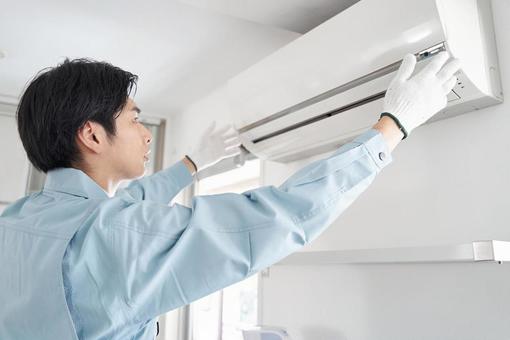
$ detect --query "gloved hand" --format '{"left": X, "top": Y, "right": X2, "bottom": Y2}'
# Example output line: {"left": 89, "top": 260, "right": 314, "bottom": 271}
{"left": 383, "top": 51, "right": 461, "bottom": 138}
{"left": 188, "top": 121, "right": 242, "bottom": 172}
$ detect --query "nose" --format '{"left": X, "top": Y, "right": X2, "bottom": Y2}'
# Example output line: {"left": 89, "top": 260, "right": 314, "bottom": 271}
{"left": 144, "top": 125, "right": 153, "bottom": 145}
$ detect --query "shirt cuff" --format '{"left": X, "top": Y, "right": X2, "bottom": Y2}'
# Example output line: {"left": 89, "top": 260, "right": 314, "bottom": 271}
{"left": 351, "top": 129, "right": 393, "bottom": 170}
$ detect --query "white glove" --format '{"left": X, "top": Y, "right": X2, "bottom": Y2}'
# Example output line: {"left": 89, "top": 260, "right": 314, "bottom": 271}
{"left": 188, "top": 121, "right": 242, "bottom": 172}
{"left": 383, "top": 51, "right": 461, "bottom": 137}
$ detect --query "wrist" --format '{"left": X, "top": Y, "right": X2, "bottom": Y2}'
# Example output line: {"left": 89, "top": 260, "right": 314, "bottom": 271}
{"left": 182, "top": 156, "right": 197, "bottom": 175}
{"left": 373, "top": 116, "right": 405, "bottom": 152}
{"left": 380, "top": 112, "right": 408, "bottom": 139}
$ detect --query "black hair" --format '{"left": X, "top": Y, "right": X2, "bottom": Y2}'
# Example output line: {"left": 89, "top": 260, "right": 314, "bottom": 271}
{"left": 16, "top": 58, "right": 138, "bottom": 173}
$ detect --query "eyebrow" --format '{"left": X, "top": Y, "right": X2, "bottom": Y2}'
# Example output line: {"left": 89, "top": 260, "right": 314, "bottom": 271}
{"left": 132, "top": 106, "right": 141, "bottom": 114}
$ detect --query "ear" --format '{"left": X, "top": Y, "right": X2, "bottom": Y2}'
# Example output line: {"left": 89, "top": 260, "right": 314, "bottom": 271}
{"left": 76, "top": 121, "right": 109, "bottom": 154}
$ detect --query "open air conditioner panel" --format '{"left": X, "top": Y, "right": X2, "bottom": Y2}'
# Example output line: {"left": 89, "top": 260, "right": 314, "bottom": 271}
{"left": 239, "top": 51, "right": 488, "bottom": 163}
{"left": 229, "top": 0, "right": 503, "bottom": 163}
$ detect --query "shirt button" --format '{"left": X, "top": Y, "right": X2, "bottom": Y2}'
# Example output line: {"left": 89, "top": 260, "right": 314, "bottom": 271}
{"left": 378, "top": 152, "right": 386, "bottom": 161}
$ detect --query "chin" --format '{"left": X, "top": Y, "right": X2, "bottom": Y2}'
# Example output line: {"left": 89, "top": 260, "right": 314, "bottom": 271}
{"left": 135, "top": 167, "right": 146, "bottom": 178}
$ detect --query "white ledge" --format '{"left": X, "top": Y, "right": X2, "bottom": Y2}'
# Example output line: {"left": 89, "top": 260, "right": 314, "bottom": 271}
{"left": 276, "top": 240, "right": 510, "bottom": 265}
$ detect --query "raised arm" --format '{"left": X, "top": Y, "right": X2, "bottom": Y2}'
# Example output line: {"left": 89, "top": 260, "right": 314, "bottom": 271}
{"left": 117, "top": 159, "right": 194, "bottom": 203}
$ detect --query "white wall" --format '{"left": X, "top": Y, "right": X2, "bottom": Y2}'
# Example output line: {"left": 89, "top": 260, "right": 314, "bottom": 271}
{"left": 259, "top": 0, "right": 510, "bottom": 339}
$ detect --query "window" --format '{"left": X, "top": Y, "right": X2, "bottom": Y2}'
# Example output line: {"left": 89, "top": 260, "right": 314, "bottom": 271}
{"left": 0, "top": 108, "right": 29, "bottom": 213}
{"left": 190, "top": 159, "right": 261, "bottom": 340}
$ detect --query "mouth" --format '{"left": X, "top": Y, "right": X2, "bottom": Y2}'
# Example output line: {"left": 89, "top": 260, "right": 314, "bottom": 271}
{"left": 144, "top": 150, "right": 151, "bottom": 162}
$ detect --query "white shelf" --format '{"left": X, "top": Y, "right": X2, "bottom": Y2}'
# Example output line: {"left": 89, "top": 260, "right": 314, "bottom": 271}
{"left": 276, "top": 240, "right": 510, "bottom": 265}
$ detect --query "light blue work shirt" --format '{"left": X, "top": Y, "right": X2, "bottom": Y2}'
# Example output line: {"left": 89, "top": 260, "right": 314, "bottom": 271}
{"left": 0, "top": 129, "right": 391, "bottom": 339}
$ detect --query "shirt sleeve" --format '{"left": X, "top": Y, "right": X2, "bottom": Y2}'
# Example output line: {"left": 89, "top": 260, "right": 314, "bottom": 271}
{"left": 116, "top": 160, "right": 194, "bottom": 203}
{"left": 95, "top": 129, "right": 392, "bottom": 322}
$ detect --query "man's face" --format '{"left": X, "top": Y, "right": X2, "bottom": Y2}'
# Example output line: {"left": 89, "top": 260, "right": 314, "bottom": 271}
{"left": 104, "top": 98, "right": 153, "bottom": 180}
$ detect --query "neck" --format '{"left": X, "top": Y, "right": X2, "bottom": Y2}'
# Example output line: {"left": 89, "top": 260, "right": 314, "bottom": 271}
{"left": 74, "top": 165, "right": 120, "bottom": 198}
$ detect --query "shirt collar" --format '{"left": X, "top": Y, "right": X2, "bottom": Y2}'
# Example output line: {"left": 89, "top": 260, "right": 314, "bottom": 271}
{"left": 43, "top": 167, "right": 109, "bottom": 200}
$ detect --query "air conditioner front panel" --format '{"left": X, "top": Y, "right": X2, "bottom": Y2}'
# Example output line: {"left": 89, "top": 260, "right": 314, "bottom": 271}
{"left": 229, "top": 0, "right": 503, "bottom": 163}
{"left": 238, "top": 60, "right": 498, "bottom": 163}
{"left": 228, "top": 0, "right": 445, "bottom": 130}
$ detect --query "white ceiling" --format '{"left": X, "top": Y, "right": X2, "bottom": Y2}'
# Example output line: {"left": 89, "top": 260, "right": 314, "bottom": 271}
{"left": 180, "top": 0, "right": 360, "bottom": 34}
{"left": 0, "top": 0, "right": 358, "bottom": 117}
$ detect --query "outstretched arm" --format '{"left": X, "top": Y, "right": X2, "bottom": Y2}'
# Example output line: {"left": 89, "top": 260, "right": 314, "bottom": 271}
{"left": 117, "top": 159, "right": 194, "bottom": 203}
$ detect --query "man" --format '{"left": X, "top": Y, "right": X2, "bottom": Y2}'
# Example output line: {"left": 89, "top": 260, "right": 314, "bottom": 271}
{"left": 0, "top": 52, "right": 460, "bottom": 339}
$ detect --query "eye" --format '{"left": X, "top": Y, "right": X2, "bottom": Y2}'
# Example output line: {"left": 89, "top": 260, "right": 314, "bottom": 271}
{"left": 134, "top": 116, "right": 140, "bottom": 122}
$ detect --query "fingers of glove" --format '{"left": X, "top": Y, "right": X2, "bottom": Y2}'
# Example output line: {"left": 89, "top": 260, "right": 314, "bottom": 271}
{"left": 442, "top": 75, "right": 458, "bottom": 95}
{"left": 222, "top": 129, "right": 240, "bottom": 140}
{"left": 417, "top": 51, "right": 450, "bottom": 78}
{"left": 437, "top": 58, "right": 461, "bottom": 83}
{"left": 393, "top": 54, "right": 417, "bottom": 83}
{"left": 205, "top": 121, "right": 217, "bottom": 134}
{"left": 224, "top": 136, "right": 240, "bottom": 147}
{"left": 197, "top": 121, "right": 217, "bottom": 145}
{"left": 215, "top": 123, "right": 235, "bottom": 136}
{"left": 224, "top": 146, "right": 241, "bottom": 157}
{"left": 224, "top": 136, "right": 241, "bottom": 149}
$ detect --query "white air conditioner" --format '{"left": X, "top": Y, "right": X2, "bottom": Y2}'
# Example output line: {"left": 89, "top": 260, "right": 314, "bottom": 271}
{"left": 227, "top": 0, "right": 503, "bottom": 163}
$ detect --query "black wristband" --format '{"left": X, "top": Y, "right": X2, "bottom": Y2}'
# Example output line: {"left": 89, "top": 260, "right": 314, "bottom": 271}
{"left": 185, "top": 155, "right": 198, "bottom": 172}
{"left": 380, "top": 112, "right": 408, "bottom": 140}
